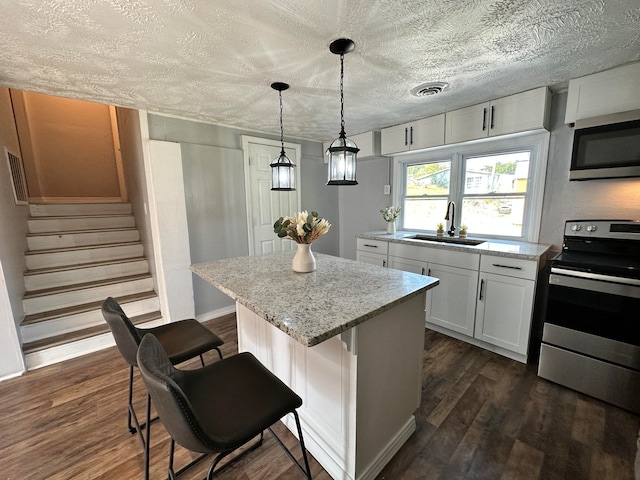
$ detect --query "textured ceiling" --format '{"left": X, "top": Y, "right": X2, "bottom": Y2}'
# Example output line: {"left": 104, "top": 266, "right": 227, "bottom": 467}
{"left": 1, "top": 0, "right": 639, "bottom": 142}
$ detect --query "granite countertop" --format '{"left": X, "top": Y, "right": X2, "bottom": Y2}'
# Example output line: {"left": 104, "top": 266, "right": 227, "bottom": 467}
{"left": 191, "top": 251, "right": 438, "bottom": 347}
{"left": 359, "top": 231, "right": 551, "bottom": 260}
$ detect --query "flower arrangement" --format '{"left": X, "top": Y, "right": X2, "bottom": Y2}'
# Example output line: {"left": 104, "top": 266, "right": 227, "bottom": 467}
{"left": 273, "top": 211, "right": 331, "bottom": 244}
{"left": 380, "top": 206, "right": 401, "bottom": 223}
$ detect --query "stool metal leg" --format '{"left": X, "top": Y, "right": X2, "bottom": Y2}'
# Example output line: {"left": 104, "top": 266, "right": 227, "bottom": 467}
{"left": 144, "top": 393, "right": 151, "bottom": 480}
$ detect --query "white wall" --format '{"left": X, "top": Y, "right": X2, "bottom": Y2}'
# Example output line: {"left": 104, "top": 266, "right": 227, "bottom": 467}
{"left": 338, "top": 157, "right": 395, "bottom": 260}
{"left": 146, "top": 113, "right": 339, "bottom": 318}
{"left": 181, "top": 143, "right": 246, "bottom": 317}
{"left": 0, "top": 87, "right": 27, "bottom": 378}
{"left": 539, "top": 92, "right": 640, "bottom": 250}
{"left": 115, "top": 108, "right": 158, "bottom": 290}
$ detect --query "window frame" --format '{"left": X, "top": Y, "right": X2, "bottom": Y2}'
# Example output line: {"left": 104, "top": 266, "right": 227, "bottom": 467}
{"left": 394, "top": 131, "right": 550, "bottom": 243}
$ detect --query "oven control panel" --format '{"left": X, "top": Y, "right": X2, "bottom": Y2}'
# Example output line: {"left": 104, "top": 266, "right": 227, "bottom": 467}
{"left": 565, "top": 220, "right": 640, "bottom": 239}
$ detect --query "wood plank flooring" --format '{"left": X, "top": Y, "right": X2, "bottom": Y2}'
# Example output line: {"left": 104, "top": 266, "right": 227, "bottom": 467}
{"left": 1, "top": 314, "right": 638, "bottom": 479}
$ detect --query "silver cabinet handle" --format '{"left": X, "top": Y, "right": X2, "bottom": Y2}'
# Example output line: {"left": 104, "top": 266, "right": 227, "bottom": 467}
{"left": 482, "top": 107, "right": 487, "bottom": 131}
{"left": 490, "top": 105, "right": 495, "bottom": 129}
{"left": 410, "top": 126, "right": 414, "bottom": 145}
{"left": 404, "top": 127, "right": 408, "bottom": 146}
{"left": 363, "top": 244, "right": 378, "bottom": 248}
{"left": 492, "top": 263, "right": 522, "bottom": 270}
{"left": 479, "top": 279, "right": 485, "bottom": 300}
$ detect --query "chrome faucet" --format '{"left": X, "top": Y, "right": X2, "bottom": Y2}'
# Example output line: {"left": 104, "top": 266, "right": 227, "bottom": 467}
{"left": 444, "top": 201, "right": 455, "bottom": 236}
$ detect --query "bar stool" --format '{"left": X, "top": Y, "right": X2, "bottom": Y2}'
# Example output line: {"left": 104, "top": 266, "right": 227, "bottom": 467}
{"left": 101, "top": 296, "right": 224, "bottom": 478}
{"left": 137, "top": 333, "right": 312, "bottom": 479}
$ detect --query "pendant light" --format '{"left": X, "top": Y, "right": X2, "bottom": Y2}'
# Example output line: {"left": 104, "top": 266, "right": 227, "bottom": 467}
{"left": 327, "top": 38, "right": 359, "bottom": 186}
{"left": 270, "top": 82, "right": 296, "bottom": 191}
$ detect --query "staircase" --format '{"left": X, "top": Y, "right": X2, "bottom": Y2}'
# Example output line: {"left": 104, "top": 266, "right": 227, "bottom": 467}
{"left": 21, "top": 202, "right": 162, "bottom": 370}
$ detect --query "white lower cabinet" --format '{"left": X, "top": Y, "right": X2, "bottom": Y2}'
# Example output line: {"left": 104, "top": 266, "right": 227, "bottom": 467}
{"left": 388, "top": 255, "right": 478, "bottom": 337}
{"left": 474, "top": 255, "right": 537, "bottom": 357}
{"left": 427, "top": 263, "right": 479, "bottom": 337}
{"left": 356, "top": 250, "right": 387, "bottom": 267}
{"left": 356, "top": 238, "right": 389, "bottom": 267}
{"left": 475, "top": 273, "right": 535, "bottom": 354}
{"left": 359, "top": 238, "right": 542, "bottom": 362}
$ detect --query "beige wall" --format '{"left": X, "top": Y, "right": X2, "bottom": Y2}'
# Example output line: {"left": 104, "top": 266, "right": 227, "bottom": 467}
{"left": 12, "top": 91, "right": 122, "bottom": 201}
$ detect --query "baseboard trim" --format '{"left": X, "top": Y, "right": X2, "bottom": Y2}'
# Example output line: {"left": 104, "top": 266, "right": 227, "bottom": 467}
{"left": 0, "top": 370, "right": 26, "bottom": 382}
{"left": 29, "top": 196, "right": 125, "bottom": 204}
{"left": 195, "top": 305, "right": 236, "bottom": 323}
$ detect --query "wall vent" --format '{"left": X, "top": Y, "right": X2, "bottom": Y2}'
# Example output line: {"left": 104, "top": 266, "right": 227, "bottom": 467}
{"left": 4, "top": 146, "right": 28, "bottom": 205}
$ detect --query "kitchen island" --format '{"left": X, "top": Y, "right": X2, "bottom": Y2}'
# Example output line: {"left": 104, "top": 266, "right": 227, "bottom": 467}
{"left": 191, "top": 251, "right": 438, "bottom": 480}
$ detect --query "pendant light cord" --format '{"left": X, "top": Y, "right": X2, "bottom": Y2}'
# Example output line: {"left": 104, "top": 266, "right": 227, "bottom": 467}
{"left": 279, "top": 90, "right": 286, "bottom": 155}
{"left": 339, "top": 53, "right": 346, "bottom": 137}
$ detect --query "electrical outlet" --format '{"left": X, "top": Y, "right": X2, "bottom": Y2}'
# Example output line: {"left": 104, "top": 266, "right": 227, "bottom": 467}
{"left": 384, "top": 185, "right": 391, "bottom": 195}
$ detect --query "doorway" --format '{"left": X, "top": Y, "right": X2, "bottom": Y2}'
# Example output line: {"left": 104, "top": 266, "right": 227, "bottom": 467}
{"left": 242, "top": 136, "right": 301, "bottom": 255}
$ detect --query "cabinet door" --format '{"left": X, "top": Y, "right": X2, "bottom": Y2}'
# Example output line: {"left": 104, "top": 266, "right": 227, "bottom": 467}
{"left": 380, "top": 123, "right": 410, "bottom": 155}
{"left": 426, "top": 263, "right": 478, "bottom": 337}
{"left": 489, "top": 87, "right": 550, "bottom": 137}
{"left": 565, "top": 62, "right": 640, "bottom": 124}
{"left": 474, "top": 273, "right": 535, "bottom": 354}
{"left": 388, "top": 256, "right": 426, "bottom": 274}
{"left": 411, "top": 114, "right": 445, "bottom": 150}
{"left": 356, "top": 251, "right": 387, "bottom": 267}
{"left": 444, "top": 103, "right": 489, "bottom": 144}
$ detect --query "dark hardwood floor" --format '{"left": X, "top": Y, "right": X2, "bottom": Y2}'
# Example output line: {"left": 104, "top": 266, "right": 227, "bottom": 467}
{"left": 1, "top": 314, "right": 638, "bottom": 479}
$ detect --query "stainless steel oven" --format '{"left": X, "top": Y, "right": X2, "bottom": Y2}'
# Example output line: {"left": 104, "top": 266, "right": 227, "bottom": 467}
{"left": 538, "top": 220, "right": 640, "bottom": 414}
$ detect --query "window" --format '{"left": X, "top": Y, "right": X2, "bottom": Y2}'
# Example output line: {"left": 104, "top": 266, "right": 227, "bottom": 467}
{"left": 403, "top": 160, "right": 450, "bottom": 230}
{"left": 397, "top": 132, "right": 549, "bottom": 242}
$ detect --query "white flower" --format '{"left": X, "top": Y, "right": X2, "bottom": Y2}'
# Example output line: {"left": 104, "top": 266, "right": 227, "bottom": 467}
{"left": 273, "top": 210, "right": 331, "bottom": 244}
{"left": 380, "top": 206, "right": 401, "bottom": 222}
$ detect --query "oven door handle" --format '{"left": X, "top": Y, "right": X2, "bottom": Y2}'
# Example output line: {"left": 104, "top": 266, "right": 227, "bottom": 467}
{"left": 549, "top": 270, "right": 640, "bottom": 299}
{"left": 550, "top": 267, "right": 640, "bottom": 287}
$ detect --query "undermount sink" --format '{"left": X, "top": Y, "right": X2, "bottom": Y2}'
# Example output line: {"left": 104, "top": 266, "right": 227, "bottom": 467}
{"left": 406, "top": 234, "right": 486, "bottom": 246}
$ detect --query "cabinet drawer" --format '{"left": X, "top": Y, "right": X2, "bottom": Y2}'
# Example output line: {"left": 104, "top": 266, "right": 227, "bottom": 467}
{"left": 480, "top": 255, "right": 537, "bottom": 280}
{"left": 356, "top": 238, "right": 389, "bottom": 255}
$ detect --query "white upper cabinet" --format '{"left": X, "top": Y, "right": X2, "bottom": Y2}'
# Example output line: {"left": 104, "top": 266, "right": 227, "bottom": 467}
{"left": 380, "top": 114, "right": 445, "bottom": 155}
{"left": 323, "top": 130, "right": 381, "bottom": 160}
{"left": 445, "top": 87, "right": 551, "bottom": 144}
{"left": 565, "top": 62, "right": 640, "bottom": 125}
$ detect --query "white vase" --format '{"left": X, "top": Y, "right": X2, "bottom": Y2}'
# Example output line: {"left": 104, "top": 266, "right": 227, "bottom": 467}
{"left": 386, "top": 222, "right": 396, "bottom": 234}
{"left": 292, "top": 243, "right": 316, "bottom": 273}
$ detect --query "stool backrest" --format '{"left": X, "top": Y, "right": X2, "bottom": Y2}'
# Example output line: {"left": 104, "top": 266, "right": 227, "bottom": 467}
{"left": 101, "top": 297, "right": 143, "bottom": 366}
{"left": 137, "top": 334, "right": 212, "bottom": 453}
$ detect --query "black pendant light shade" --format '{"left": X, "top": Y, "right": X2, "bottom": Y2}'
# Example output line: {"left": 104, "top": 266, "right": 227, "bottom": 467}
{"left": 270, "top": 82, "right": 296, "bottom": 191}
{"left": 327, "top": 38, "right": 358, "bottom": 186}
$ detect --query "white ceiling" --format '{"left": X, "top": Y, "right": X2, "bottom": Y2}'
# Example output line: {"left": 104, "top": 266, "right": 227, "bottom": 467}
{"left": 1, "top": 0, "right": 639, "bottom": 142}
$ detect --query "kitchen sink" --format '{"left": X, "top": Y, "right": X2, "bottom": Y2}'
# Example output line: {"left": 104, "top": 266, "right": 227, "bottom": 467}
{"left": 406, "top": 234, "right": 486, "bottom": 246}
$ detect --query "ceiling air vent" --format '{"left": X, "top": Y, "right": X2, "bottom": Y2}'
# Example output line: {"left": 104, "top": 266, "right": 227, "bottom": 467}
{"left": 410, "top": 82, "right": 449, "bottom": 97}
{"left": 4, "top": 146, "right": 28, "bottom": 205}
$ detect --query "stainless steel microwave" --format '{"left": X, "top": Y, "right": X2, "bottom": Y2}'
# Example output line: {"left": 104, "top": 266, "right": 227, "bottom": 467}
{"left": 570, "top": 119, "right": 640, "bottom": 180}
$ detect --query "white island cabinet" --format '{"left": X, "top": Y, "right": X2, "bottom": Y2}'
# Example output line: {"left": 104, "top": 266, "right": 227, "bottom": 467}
{"left": 191, "top": 252, "right": 438, "bottom": 480}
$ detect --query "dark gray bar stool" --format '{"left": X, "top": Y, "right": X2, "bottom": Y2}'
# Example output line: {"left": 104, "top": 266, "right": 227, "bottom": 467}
{"left": 101, "top": 296, "right": 223, "bottom": 479}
